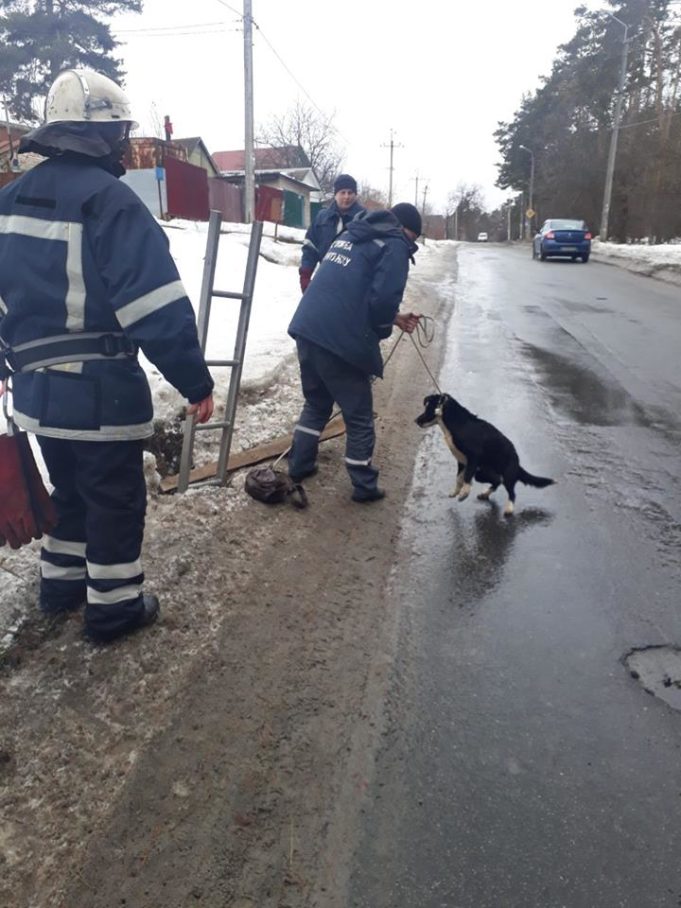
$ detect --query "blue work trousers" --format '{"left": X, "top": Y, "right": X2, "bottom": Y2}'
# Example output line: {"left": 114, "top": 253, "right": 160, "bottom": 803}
{"left": 289, "top": 338, "right": 379, "bottom": 494}
{"left": 36, "top": 436, "right": 147, "bottom": 639}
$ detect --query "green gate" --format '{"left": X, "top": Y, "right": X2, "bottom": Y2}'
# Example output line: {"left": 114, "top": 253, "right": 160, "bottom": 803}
{"left": 283, "top": 190, "right": 304, "bottom": 228}
{"left": 310, "top": 201, "right": 323, "bottom": 223}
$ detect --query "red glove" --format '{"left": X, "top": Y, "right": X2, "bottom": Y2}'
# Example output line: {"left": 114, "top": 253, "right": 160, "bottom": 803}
{"left": 0, "top": 433, "right": 57, "bottom": 549}
{"left": 299, "top": 267, "right": 314, "bottom": 292}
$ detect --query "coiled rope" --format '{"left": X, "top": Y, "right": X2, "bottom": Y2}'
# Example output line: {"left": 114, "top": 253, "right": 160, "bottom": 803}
{"left": 382, "top": 314, "right": 441, "bottom": 393}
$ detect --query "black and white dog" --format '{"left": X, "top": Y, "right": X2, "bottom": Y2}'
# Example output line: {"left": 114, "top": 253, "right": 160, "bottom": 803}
{"left": 415, "top": 393, "right": 554, "bottom": 516}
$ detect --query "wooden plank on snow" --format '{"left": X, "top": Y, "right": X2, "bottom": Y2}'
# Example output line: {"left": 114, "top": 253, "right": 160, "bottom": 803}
{"left": 159, "top": 418, "right": 346, "bottom": 493}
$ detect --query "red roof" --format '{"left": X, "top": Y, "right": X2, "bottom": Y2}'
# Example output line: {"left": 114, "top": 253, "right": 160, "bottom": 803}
{"left": 213, "top": 150, "right": 245, "bottom": 171}
{"left": 213, "top": 145, "right": 311, "bottom": 172}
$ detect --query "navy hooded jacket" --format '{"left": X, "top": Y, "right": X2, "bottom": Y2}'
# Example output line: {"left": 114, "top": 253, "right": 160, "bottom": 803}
{"left": 0, "top": 154, "right": 213, "bottom": 441}
{"left": 300, "top": 199, "right": 365, "bottom": 272}
{"left": 288, "top": 209, "right": 418, "bottom": 378}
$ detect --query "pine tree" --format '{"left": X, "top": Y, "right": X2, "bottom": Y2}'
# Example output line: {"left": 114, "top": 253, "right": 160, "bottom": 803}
{"left": 494, "top": 1, "right": 681, "bottom": 239}
{"left": 0, "top": 0, "right": 143, "bottom": 122}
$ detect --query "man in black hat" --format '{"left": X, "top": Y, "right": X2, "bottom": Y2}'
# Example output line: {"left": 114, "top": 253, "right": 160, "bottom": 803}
{"left": 299, "top": 173, "right": 365, "bottom": 292}
{"left": 288, "top": 203, "right": 422, "bottom": 502}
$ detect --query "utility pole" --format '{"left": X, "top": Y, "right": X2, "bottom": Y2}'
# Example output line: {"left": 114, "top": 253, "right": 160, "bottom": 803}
{"left": 454, "top": 204, "right": 459, "bottom": 241}
{"left": 4, "top": 100, "right": 15, "bottom": 167}
{"left": 413, "top": 172, "right": 419, "bottom": 207}
{"left": 381, "top": 129, "right": 402, "bottom": 206}
{"left": 421, "top": 183, "right": 428, "bottom": 215}
{"left": 519, "top": 144, "right": 534, "bottom": 237}
{"left": 507, "top": 200, "right": 512, "bottom": 242}
{"left": 519, "top": 192, "right": 524, "bottom": 240}
{"left": 600, "top": 14, "right": 630, "bottom": 242}
{"left": 243, "top": 0, "right": 255, "bottom": 223}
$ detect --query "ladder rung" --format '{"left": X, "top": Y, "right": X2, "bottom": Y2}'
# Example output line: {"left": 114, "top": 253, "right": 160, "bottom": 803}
{"left": 213, "top": 290, "right": 245, "bottom": 300}
{"left": 177, "top": 217, "right": 264, "bottom": 493}
{"left": 195, "top": 419, "right": 233, "bottom": 431}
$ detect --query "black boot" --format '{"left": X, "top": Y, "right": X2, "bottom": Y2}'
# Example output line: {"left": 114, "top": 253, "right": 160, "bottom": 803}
{"left": 83, "top": 594, "right": 160, "bottom": 644}
{"left": 351, "top": 487, "right": 386, "bottom": 503}
{"left": 289, "top": 465, "right": 318, "bottom": 483}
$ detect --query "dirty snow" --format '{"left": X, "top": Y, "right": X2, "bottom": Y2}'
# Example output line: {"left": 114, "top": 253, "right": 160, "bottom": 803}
{"left": 1, "top": 220, "right": 308, "bottom": 644}
{"left": 0, "top": 221, "right": 444, "bottom": 645}
{"left": 1, "top": 227, "right": 678, "bottom": 643}
{"left": 592, "top": 238, "right": 681, "bottom": 286}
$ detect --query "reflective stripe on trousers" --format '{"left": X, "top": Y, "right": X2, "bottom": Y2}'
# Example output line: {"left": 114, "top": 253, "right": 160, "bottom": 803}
{"left": 289, "top": 338, "right": 379, "bottom": 494}
{"left": 37, "top": 436, "right": 147, "bottom": 637}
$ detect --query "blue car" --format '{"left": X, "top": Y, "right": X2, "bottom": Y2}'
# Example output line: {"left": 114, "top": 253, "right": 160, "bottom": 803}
{"left": 532, "top": 219, "right": 592, "bottom": 263}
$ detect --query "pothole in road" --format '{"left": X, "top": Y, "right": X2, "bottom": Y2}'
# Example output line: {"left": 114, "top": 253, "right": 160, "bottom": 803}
{"left": 625, "top": 645, "right": 681, "bottom": 711}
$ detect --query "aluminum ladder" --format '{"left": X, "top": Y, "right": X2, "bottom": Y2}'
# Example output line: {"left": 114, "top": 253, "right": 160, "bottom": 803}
{"left": 177, "top": 211, "right": 263, "bottom": 492}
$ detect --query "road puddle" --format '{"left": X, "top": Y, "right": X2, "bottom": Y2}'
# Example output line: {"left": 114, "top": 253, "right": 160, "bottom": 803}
{"left": 625, "top": 646, "right": 681, "bottom": 711}
{"left": 520, "top": 340, "right": 650, "bottom": 427}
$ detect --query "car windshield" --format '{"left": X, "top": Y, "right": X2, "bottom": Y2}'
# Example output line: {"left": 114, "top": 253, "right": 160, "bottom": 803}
{"left": 547, "top": 219, "right": 585, "bottom": 230}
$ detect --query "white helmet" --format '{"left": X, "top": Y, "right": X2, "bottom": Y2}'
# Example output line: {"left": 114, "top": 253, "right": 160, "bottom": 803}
{"left": 45, "top": 69, "right": 138, "bottom": 128}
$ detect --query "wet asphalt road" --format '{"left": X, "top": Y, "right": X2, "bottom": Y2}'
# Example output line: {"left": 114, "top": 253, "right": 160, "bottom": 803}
{"left": 349, "top": 245, "right": 681, "bottom": 908}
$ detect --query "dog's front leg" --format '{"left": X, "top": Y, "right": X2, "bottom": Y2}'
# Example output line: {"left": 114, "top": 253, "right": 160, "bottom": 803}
{"left": 457, "top": 460, "right": 479, "bottom": 501}
{"left": 450, "top": 462, "right": 465, "bottom": 498}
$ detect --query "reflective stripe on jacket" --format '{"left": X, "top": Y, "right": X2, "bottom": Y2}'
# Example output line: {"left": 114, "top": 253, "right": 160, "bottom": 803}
{"left": 0, "top": 155, "right": 213, "bottom": 440}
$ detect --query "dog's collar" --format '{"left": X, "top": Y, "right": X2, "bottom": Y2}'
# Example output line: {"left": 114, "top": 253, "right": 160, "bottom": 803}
{"left": 435, "top": 405, "right": 443, "bottom": 418}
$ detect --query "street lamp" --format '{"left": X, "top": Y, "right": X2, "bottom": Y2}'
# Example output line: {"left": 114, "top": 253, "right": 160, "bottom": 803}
{"left": 519, "top": 144, "right": 535, "bottom": 237}
{"left": 599, "top": 12, "right": 631, "bottom": 242}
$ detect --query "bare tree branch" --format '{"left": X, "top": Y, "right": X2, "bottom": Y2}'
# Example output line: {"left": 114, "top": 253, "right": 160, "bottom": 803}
{"left": 256, "top": 99, "right": 345, "bottom": 194}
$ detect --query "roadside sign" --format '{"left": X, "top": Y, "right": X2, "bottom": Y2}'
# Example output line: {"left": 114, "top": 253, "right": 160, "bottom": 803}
{"left": 526, "top": 208, "right": 536, "bottom": 219}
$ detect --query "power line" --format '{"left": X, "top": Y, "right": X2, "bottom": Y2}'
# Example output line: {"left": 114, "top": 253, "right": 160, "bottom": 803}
{"left": 115, "top": 20, "right": 225, "bottom": 32}
{"left": 618, "top": 109, "right": 681, "bottom": 130}
{"left": 214, "top": 0, "right": 243, "bottom": 16}
{"left": 116, "top": 28, "right": 228, "bottom": 38}
{"left": 246, "top": 20, "right": 353, "bottom": 146}
{"left": 254, "top": 27, "right": 326, "bottom": 118}
{"left": 211, "top": 0, "right": 351, "bottom": 143}
{"left": 118, "top": 2, "right": 352, "bottom": 148}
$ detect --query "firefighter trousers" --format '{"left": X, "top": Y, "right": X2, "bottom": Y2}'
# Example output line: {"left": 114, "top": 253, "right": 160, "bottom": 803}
{"left": 289, "top": 338, "right": 379, "bottom": 494}
{"left": 37, "top": 436, "right": 147, "bottom": 639}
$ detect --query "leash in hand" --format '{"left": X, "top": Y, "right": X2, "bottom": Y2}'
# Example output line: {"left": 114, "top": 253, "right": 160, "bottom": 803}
{"left": 409, "top": 315, "right": 442, "bottom": 394}
{"left": 384, "top": 314, "right": 442, "bottom": 394}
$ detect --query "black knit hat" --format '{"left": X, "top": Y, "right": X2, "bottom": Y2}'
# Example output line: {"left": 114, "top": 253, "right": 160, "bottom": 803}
{"left": 391, "top": 202, "right": 422, "bottom": 237}
{"left": 333, "top": 173, "right": 358, "bottom": 194}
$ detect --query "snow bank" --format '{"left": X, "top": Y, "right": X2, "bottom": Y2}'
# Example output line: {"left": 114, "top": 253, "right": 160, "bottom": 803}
{"left": 591, "top": 239, "right": 681, "bottom": 288}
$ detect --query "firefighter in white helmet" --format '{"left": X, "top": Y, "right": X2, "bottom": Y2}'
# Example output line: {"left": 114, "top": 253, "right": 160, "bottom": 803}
{"left": 0, "top": 70, "right": 214, "bottom": 643}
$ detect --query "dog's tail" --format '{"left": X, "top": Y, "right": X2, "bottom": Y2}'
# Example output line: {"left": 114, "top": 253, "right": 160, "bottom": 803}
{"left": 518, "top": 467, "right": 555, "bottom": 488}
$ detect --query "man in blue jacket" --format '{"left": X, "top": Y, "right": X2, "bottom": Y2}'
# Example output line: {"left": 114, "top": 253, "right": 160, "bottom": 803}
{"left": 288, "top": 202, "right": 422, "bottom": 502}
{"left": 0, "top": 69, "right": 214, "bottom": 643}
{"left": 299, "top": 173, "right": 365, "bottom": 292}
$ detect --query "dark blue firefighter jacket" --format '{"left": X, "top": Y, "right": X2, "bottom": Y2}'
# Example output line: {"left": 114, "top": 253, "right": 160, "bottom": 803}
{"left": 0, "top": 155, "right": 213, "bottom": 441}
{"left": 300, "top": 199, "right": 365, "bottom": 271}
{"left": 288, "top": 209, "right": 418, "bottom": 378}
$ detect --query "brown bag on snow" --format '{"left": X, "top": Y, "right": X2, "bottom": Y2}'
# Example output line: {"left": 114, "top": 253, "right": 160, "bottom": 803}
{"left": 0, "top": 432, "right": 58, "bottom": 549}
{"left": 244, "top": 466, "right": 308, "bottom": 509}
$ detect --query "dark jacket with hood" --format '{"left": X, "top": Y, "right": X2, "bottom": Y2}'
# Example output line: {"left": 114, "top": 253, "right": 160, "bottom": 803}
{"left": 300, "top": 198, "right": 365, "bottom": 271}
{"left": 0, "top": 128, "right": 213, "bottom": 441}
{"left": 289, "top": 209, "right": 417, "bottom": 377}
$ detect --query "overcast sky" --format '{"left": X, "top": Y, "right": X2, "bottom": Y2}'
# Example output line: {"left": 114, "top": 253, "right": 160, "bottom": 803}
{"left": 113, "top": 0, "right": 604, "bottom": 212}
